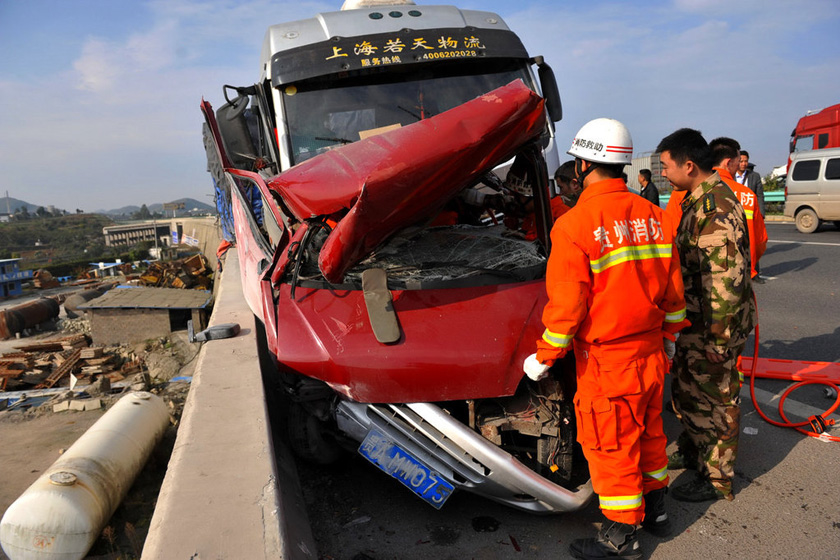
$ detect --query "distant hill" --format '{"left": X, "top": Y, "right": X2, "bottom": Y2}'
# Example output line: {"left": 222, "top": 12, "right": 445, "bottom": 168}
{"left": 0, "top": 213, "right": 114, "bottom": 264}
{"left": 2, "top": 196, "right": 215, "bottom": 218}
{"left": 149, "top": 198, "right": 215, "bottom": 214}
{"left": 101, "top": 204, "right": 142, "bottom": 216}
{"left": 1, "top": 195, "right": 46, "bottom": 215}
{"left": 95, "top": 198, "right": 215, "bottom": 216}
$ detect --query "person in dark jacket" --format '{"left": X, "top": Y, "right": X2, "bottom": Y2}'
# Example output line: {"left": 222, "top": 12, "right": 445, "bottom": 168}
{"left": 735, "top": 151, "right": 764, "bottom": 216}
{"left": 639, "top": 168, "right": 660, "bottom": 207}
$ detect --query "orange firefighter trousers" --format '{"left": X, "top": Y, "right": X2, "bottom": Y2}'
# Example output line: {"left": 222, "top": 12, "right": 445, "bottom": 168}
{"left": 573, "top": 344, "right": 670, "bottom": 525}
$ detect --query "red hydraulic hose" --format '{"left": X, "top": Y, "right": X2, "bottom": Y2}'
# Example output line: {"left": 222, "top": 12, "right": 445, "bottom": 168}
{"left": 747, "top": 295, "right": 840, "bottom": 442}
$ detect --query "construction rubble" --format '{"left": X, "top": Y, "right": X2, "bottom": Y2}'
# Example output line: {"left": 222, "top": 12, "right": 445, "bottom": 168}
{"left": 0, "top": 318, "right": 198, "bottom": 424}
{"left": 0, "top": 332, "right": 143, "bottom": 394}
{"left": 32, "top": 269, "right": 60, "bottom": 289}
{"left": 139, "top": 253, "right": 213, "bottom": 290}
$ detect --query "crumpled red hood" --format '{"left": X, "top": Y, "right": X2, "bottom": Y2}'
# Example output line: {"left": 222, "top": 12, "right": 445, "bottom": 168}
{"left": 268, "top": 79, "right": 546, "bottom": 283}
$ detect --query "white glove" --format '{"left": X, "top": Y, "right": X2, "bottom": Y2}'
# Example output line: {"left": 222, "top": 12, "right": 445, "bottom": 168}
{"left": 663, "top": 337, "right": 676, "bottom": 360}
{"left": 524, "top": 353, "right": 550, "bottom": 381}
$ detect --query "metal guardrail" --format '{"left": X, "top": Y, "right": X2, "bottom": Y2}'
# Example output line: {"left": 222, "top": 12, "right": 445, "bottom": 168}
{"left": 658, "top": 190, "right": 784, "bottom": 207}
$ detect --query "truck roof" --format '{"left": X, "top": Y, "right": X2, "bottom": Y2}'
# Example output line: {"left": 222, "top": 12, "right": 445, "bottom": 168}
{"left": 795, "top": 103, "right": 840, "bottom": 132}
{"left": 260, "top": 4, "right": 528, "bottom": 84}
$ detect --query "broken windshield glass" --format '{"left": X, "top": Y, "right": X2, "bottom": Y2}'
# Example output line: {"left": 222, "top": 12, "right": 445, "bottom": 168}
{"left": 295, "top": 224, "right": 546, "bottom": 290}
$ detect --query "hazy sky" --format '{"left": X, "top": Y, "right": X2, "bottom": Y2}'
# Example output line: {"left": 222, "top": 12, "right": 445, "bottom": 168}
{"left": 1, "top": 0, "right": 838, "bottom": 212}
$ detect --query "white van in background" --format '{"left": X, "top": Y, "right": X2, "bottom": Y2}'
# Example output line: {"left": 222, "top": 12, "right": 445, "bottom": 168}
{"left": 784, "top": 147, "right": 840, "bottom": 233}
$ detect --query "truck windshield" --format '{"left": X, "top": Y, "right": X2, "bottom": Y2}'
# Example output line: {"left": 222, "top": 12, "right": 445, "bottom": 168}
{"left": 281, "top": 61, "right": 533, "bottom": 165}
{"left": 792, "top": 135, "right": 813, "bottom": 153}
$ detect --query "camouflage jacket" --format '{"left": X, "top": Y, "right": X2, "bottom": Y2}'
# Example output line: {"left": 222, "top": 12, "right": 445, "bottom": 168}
{"left": 676, "top": 172, "right": 756, "bottom": 353}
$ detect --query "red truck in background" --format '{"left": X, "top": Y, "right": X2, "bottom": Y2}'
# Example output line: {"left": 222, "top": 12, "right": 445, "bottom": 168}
{"left": 790, "top": 103, "right": 840, "bottom": 156}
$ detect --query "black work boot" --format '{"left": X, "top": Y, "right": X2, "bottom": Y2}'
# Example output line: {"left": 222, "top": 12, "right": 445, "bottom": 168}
{"left": 569, "top": 520, "right": 642, "bottom": 560}
{"left": 667, "top": 449, "right": 694, "bottom": 470}
{"left": 668, "top": 433, "right": 699, "bottom": 470}
{"left": 641, "top": 487, "right": 672, "bottom": 537}
{"left": 672, "top": 474, "right": 733, "bottom": 502}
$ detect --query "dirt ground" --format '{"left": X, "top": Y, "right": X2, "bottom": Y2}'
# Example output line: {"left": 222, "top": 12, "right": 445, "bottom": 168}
{"left": 0, "top": 318, "right": 198, "bottom": 559}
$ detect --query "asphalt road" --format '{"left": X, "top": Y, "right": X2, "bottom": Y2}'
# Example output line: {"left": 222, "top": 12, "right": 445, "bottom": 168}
{"left": 748, "top": 221, "right": 840, "bottom": 363}
{"left": 295, "top": 220, "right": 840, "bottom": 560}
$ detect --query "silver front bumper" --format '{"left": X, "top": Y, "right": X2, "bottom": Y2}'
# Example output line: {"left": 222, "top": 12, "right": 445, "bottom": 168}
{"left": 336, "top": 400, "right": 593, "bottom": 514}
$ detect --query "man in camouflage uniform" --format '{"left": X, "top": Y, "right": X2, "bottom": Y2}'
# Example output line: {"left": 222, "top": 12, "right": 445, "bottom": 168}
{"left": 656, "top": 128, "right": 755, "bottom": 502}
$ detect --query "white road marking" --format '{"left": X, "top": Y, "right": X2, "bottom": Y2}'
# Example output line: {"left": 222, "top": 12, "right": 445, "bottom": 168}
{"left": 742, "top": 385, "right": 840, "bottom": 425}
{"left": 767, "top": 239, "right": 840, "bottom": 247}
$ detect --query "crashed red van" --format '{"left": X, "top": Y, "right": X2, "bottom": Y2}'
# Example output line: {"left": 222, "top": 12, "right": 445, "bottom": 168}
{"left": 201, "top": 0, "right": 593, "bottom": 513}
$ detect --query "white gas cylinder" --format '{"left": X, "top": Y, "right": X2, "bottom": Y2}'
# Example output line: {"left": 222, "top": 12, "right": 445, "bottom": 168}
{"left": 0, "top": 391, "right": 170, "bottom": 559}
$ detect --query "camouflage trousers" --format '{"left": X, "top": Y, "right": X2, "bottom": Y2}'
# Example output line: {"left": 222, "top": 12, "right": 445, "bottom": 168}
{"left": 671, "top": 331, "right": 744, "bottom": 494}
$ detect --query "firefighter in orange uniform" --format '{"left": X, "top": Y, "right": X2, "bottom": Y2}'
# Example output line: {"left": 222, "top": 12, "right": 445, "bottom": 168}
{"left": 663, "top": 188, "right": 687, "bottom": 228}
{"left": 523, "top": 118, "right": 689, "bottom": 560}
{"left": 709, "top": 137, "right": 768, "bottom": 281}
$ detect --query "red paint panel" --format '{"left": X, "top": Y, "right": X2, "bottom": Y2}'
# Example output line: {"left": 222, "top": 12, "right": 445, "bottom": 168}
{"left": 268, "top": 80, "right": 546, "bottom": 283}
{"left": 274, "top": 280, "right": 548, "bottom": 403}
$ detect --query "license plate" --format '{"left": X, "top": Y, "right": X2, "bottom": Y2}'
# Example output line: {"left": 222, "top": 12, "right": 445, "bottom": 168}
{"left": 358, "top": 429, "right": 455, "bottom": 509}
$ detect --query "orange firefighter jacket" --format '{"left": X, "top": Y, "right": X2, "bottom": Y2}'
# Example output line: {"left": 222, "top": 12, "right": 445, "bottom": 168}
{"left": 536, "top": 178, "right": 690, "bottom": 365}
{"left": 664, "top": 189, "right": 687, "bottom": 230}
{"left": 716, "top": 167, "right": 768, "bottom": 278}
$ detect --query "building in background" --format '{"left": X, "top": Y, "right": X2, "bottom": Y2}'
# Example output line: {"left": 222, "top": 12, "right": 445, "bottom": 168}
{"left": 103, "top": 222, "right": 173, "bottom": 248}
{"left": 0, "top": 259, "right": 33, "bottom": 298}
{"left": 78, "top": 286, "right": 212, "bottom": 345}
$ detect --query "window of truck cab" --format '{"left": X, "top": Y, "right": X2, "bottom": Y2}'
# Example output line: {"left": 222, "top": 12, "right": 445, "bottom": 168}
{"left": 279, "top": 60, "right": 534, "bottom": 165}
{"left": 793, "top": 135, "right": 813, "bottom": 153}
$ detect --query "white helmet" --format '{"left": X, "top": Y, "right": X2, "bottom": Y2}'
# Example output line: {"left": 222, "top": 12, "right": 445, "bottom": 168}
{"left": 567, "top": 118, "right": 633, "bottom": 165}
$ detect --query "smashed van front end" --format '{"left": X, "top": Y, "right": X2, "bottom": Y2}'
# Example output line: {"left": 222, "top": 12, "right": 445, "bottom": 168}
{"left": 201, "top": 1, "right": 592, "bottom": 513}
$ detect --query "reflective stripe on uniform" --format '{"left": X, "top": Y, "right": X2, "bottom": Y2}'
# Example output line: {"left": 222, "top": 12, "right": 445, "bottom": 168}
{"left": 664, "top": 307, "right": 687, "bottom": 324}
{"left": 590, "top": 244, "right": 672, "bottom": 274}
{"left": 744, "top": 209, "right": 754, "bottom": 220}
{"left": 542, "top": 328, "right": 572, "bottom": 348}
{"left": 643, "top": 466, "right": 668, "bottom": 482}
{"left": 599, "top": 492, "right": 643, "bottom": 511}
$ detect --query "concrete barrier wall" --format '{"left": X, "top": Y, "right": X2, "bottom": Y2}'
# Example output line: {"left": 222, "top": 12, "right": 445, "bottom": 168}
{"left": 142, "top": 250, "right": 315, "bottom": 559}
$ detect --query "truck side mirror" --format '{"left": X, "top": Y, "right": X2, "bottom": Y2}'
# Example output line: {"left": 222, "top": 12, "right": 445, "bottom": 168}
{"left": 532, "top": 57, "right": 562, "bottom": 123}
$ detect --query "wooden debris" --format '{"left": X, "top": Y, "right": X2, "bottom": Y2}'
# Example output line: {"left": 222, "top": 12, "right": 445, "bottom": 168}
{"left": 14, "top": 341, "right": 65, "bottom": 353}
{"left": 15, "top": 334, "right": 89, "bottom": 353}
{"left": 80, "top": 347, "right": 104, "bottom": 359}
{"left": 2, "top": 332, "right": 147, "bottom": 393}
{"left": 82, "top": 356, "right": 113, "bottom": 367}
{"left": 33, "top": 269, "right": 60, "bottom": 289}
{"left": 81, "top": 365, "right": 114, "bottom": 376}
{"left": 139, "top": 254, "right": 213, "bottom": 290}
{"left": 35, "top": 348, "right": 82, "bottom": 389}
{"left": 0, "top": 361, "right": 26, "bottom": 376}
{"left": 121, "top": 359, "right": 144, "bottom": 376}
{"left": 0, "top": 351, "right": 30, "bottom": 361}
{"left": 0, "top": 352, "right": 34, "bottom": 368}
{"left": 0, "top": 361, "right": 25, "bottom": 391}
{"left": 104, "top": 371, "right": 125, "bottom": 383}
{"left": 62, "top": 335, "right": 90, "bottom": 350}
